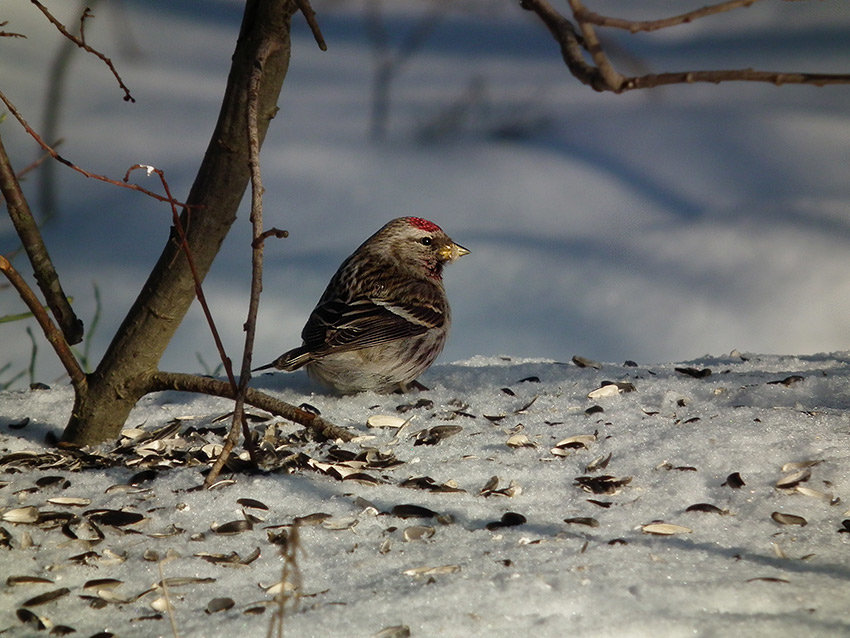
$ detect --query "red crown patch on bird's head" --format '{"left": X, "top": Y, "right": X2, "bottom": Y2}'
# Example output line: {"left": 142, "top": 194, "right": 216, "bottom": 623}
{"left": 406, "top": 217, "right": 442, "bottom": 233}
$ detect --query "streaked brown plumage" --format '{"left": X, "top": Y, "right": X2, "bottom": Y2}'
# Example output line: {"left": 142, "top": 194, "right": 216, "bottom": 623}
{"left": 256, "top": 217, "right": 469, "bottom": 393}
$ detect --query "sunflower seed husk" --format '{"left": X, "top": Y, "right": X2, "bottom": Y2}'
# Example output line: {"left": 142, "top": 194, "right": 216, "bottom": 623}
{"left": 367, "top": 415, "right": 407, "bottom": 429}
{"left": 775, "top": 468, "right": 811, "bottom": 489}
{"left": 7, "top": 575, "right": 53, "bottom": 586}
{"left": 2, "top": 506, "right": 39, "bottom": 523}
{"left": 781, "top": 459, "right": 823, "bottom": 472}
{"left": 403, "top": 525, "right": 435, "bottom": 541}
{"left": 722, "top": 472, "right": 746, "bottom": 489}
{"left": 206, "top": 597, "right": 235, "bottom": 614}
{"left": 641, "top": 522, "right": 692, "bottom": 535}
{"left": 47, "top": 497, "right": 91, "bottom": 507}
{"left": 211, "top": 519, "right": 252, "bottom": 535}
{"left": 685, "top": 503, "right": 729, "bottom": 515}
{"left": 402, "top": 564, "right": 460, "bottom": 577}
{"left": 771, "top": 511, "right": 807, "bottom": 526}
{"left": 572, "top": 355, "right": 602, "bottom": 369}
{"left": 563, "top": 517, "right": 600, "bottom": 528}
{"left": 506, "top": 434, "right": 535, "bottom": 448}
{"left": 587, "top": 385, "right": 621, "bottom": 399}
{"left": 22, "top": 587, "right": 70, "bottom": 607}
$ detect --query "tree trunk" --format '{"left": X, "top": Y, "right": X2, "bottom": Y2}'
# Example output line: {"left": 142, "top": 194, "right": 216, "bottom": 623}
{"left": 63, "top": 0, "right": 297, "bottom": 445}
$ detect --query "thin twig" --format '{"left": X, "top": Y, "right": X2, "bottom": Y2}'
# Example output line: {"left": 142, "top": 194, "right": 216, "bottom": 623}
{"left": 148, "top": 371, "right": 353, "bottom": 442}
{"left": 0, "top": 255, "right": 86, "bottom": 389}
{"left": 0, "top": 19, "right": 27, "bottom": 38}
{"left": 125, "top": 165, "right": 241, "bottom": 396}
{"left": 15, "top": 143, "right": 61, "bottom": 179}
{"left": 253, "top": 227, "right": 289, "bottom": 249}
{"left": 206, "top": 35, "right": 281, "bottom": 487}
{"left": 567, "top": 0, "right": 624, "bottom": 91}
{"left": 79, "top": 7, "right": 95, "bottom": 43}
{"left": 0, "top": 132, "right": 84, "bottom": 344}
{"left": 29, "top": 0, "right": 135, "bottom": 102}
{"left": 295, "top": 0, "right": 327, "bottom": 51}
{"left": 574, "top": 0, "right": 765, "bottom": 33}
{"left": 0, "top": 87, "right": 189, "bottom": 206}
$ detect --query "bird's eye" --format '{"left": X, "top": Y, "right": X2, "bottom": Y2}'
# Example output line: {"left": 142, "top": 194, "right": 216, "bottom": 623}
{"left": 419, "top": 237, "right": 432, "bottom": 246}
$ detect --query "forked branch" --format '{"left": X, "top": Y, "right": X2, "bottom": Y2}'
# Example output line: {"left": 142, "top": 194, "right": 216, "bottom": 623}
{"left": 520, "top": 0, "right": 850, "bottom": 92}
{"left": 29, "top": 0, "right": 135, "bottom": 102}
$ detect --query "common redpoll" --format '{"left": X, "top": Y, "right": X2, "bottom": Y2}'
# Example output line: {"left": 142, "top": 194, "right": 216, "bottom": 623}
{"left": 256, "top": 217, "right": 469, "bottom": 394}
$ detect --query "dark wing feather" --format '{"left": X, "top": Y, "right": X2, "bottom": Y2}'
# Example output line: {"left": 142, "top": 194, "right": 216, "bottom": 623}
{"left": 301, "top": 283, "right": 446, "bottom": 358}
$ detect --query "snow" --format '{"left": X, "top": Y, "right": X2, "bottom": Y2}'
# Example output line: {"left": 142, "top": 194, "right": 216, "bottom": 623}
{"left": 2, "top": 353, "right": 850, "bottom": 637}
{"left": 3, "top": 1, "right": 850, "bottom": 635}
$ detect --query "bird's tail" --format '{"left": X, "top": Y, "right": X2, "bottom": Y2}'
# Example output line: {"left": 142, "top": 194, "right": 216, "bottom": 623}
{"left": 252, "top": 346, "right": 312, "bottom": 373}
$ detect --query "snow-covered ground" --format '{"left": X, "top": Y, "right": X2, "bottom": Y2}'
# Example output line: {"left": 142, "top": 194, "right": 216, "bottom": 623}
{"left": 2, "top": 1, "right": 850, "bottom": 386}
{"left": 2, "top": 353, "right": 850, "bottom": 637}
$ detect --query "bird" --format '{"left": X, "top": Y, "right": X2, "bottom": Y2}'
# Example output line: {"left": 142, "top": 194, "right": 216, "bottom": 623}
{"left": 255, "top": 217, "right": 469, "bottom": 394}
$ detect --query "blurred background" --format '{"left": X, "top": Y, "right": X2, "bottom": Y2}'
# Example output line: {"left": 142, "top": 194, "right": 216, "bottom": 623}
{"left": 2, "top": 0, "right": 850, "bottom": 387}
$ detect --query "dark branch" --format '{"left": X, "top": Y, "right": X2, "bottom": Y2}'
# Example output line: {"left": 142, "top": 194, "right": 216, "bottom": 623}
{"left": 0, "top": 132, "right": 84, "bottom": 344}
{"left": 148, "top": 371, "right": 354, "bottom": 442}
{"left": 0, "top": 255, "right": 85, "bottom": 389}
{"left": 521, "top": 0, "right": 850, "bottom": 93}
{"left": 295, "top": 0, "right": 327, "bottom": 51}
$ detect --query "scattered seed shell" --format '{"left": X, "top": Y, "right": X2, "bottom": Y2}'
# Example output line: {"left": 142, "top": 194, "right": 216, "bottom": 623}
{"left": 2, "top": 506, "right": 39, "bottom": 523}
{"left": 16, "top": 608, "right": 51, "bottom": 630}
{"left": 46, "top": 497, "right": 91, "bottom": 507}
{"left": 206, "top": 597, "right": 235, "bottom": 614}
{"left": 321, "top": 516, "right": 358, "bottom": 530}
{"left": 563, "top": 517, "right": 600, "bottom": 528}
{"left": 374, "top": 625, "right": 412, "bottom": 638}
{"left": 7, "top": 575, "right": 53, "bottom": 586}
{"left": 795, "top": 486, "right": 835, "bottom": 503}
{"left": 722, "top": 472, "right": 746, "bottom": 489}
{"left": 403, "top": 525, "right": 436, "bottom": 541}
{"left": 485, "top": 512, "right": 526, "bottom": 530}
{"left": 641, "top": 522, "right": 692, "bottom": 535}
{"left": 587, "top": 384, "right": 621, "bottom": 399}
{"left": 675, "top": 367, "right": 712, "bottom": 378}
{"left": 391, "top": 504, "right": 438, "bottom": 519}
{"left": 22, "top": 587, "right": 71, "bottom": 607}
{"left": 685, "top": 503, "right": 728, "bottom": 515}
{"left": 771, "top": 511, "right": 807, "bottom": 527}
{"left": 83, "top": 578, "right": 123, "bottom": 591}
{"left": 211, "top": 519, "right": 252, "bottom": 535}
{"left": 775, "top": 468, "right": 811, "bottom": 489}
{"left": 293, "top": 512, "right": 332, "bottom": 526}
{"left": 413, "top": 425, "right": 462, "bottom": 446}
{"left": 506, "top": 433, "right": 535, "bottom": 448}
{"left": 402, "top": 564, "right": 460, "bottom": 577}
{"left": 572, "top": 355, "right": 602, "bottom": 369}
{"left": 367, "top": 415, "right": 407, "bottom": 429}
{"left": 781, "top": 459, "right": 822, "bottom": 472}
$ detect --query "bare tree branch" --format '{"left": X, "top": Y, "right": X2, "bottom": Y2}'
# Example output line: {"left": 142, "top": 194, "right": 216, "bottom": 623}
{"left": 148, "top": 371, "right": 353, "bottom": 442}
{"left": 205, "top": 33, "right": 281, "bottom": 487}
{"left": 294, "top": 0, "right": 327, "bottom": 51}
{"left": 0, "top": 255, "right": 85, "bottom": 389}
{"left": 574, "top": 0, "right": 767, "bottom": 33}
{"left": 0, "top": 88, "right": 189, "bottom": 206}
{"left": 1, "top": 20, "right": 27, "bottom": 38}
{"left": 0, "top": 132, "right": 84, "bottom": 344}
{"left": 29, "top": 0, "right": 135, "bottom": 102}
{"left": 521, "top": 0, "right": 850, "bottom": 93}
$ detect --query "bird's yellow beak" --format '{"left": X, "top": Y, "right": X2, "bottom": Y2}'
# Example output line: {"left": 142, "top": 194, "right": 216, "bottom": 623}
{"left": 439, "top": 242, "right": 470, "bottom": 262}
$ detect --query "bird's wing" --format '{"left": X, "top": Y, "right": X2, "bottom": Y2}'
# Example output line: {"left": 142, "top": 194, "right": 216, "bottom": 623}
{"left": 302, "top": 291, "right": 445, "bottom": 356}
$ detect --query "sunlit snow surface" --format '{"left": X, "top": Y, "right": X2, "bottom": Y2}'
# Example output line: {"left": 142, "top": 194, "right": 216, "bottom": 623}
{"left": 2, "top": 353, "right": 850, "bottom": 637}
